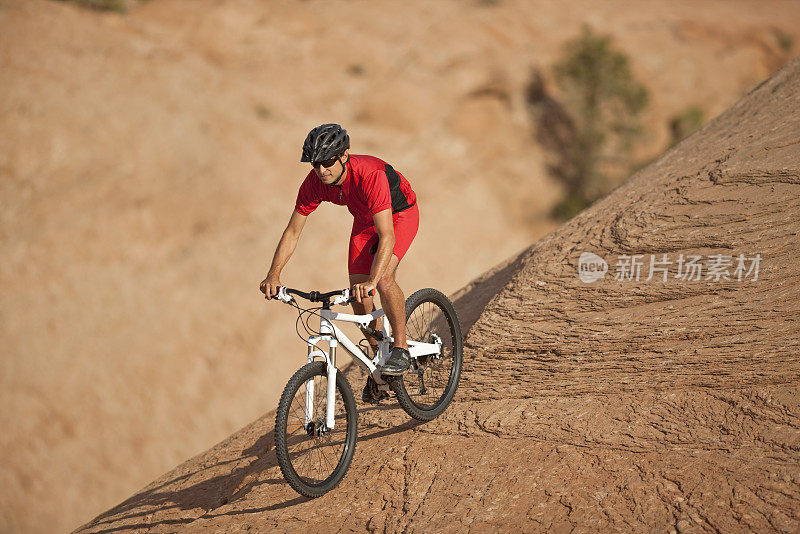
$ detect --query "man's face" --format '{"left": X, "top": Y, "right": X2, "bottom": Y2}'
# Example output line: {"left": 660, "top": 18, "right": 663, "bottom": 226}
{"left": 313, "top": 149, "right": 349, "bottom": 185}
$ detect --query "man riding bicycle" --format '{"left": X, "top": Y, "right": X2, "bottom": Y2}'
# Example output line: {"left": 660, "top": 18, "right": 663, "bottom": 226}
{"left": 260, "top": 123, "right": 419, "bottom": 402}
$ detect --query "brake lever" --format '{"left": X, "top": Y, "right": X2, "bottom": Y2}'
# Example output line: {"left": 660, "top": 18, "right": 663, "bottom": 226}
{"left": 274, "top": 286, "right": 293, "bottom": 303}
{"left": 346, "top": 288, "right": 376, "bottom": 303}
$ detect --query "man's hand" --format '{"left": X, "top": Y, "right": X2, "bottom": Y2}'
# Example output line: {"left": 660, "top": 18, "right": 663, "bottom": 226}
{"left": 260, "top": 274, "right": 281, "bottom": 300}
{"left": 352, "top": 280, "right": 377, "bottom": 303}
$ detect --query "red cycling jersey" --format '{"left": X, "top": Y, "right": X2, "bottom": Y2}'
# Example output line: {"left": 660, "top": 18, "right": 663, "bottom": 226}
{"left": 295, "top": 154, "right": 417, "bottom": 232}
{"left": 295, "top": 154, "right": 419, "bottom": 275}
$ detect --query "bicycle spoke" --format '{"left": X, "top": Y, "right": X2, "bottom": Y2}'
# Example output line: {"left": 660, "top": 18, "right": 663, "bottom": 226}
{"left": 321, "top": 442, "right": 335, "bottom": 474}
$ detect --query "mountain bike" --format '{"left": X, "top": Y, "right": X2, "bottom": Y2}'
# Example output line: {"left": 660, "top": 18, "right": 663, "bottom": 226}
{"left": 269, "top": 285, "right": 463, "bottom": 497}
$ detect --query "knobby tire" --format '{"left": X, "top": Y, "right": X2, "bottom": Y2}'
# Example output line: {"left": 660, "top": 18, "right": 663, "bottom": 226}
{"left": 274, "top": 361, "right": 357, "bottom": 498}
{"left": 388, "top": 288, "right": 463, "bottom": 421}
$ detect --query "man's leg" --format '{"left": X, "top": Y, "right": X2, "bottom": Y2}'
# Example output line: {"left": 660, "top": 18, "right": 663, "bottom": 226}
{"left": 351, "top": 273, "right": 391, "bottom": 403}
{"left": 349, "top": 273, "right": 381, "bottom": 352}
{"left": 375, "top": 255, "right": 413, "bottom": 376}
{"left": 374, "top": 255, "right": 407, "bottom": 350}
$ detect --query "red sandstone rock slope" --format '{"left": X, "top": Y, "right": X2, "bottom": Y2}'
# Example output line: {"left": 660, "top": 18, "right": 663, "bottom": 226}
{"left": 77, "top": 56, "right": 800, "bottom": 533}
{"left": 4, "top": 0, "right": 799, "bottom": 531}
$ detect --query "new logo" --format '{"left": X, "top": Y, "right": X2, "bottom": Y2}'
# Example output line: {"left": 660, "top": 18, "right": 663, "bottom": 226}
{"left": 578, "top": 252, "right": 608, "bottom": 283}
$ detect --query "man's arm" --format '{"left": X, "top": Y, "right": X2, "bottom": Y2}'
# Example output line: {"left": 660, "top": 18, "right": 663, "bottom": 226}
{"left": 353, "top": 209, "right": 395, "bottom": 302}
{"left": 260, "top": 210, "right": 308, "bottom": 299}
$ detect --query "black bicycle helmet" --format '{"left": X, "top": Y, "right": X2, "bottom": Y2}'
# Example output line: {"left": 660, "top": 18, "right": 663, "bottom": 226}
{"left": 301, "top": 123, "right": 350, "bottom": 164}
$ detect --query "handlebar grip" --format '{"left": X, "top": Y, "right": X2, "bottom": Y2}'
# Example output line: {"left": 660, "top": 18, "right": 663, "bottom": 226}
{"left": 347, "top": 289, "right": 376, "bottom": 303}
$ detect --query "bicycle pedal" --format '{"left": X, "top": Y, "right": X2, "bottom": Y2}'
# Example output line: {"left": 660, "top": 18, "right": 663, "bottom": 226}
{"left": 362, "top": 377, "right": 389, "bottom": 404}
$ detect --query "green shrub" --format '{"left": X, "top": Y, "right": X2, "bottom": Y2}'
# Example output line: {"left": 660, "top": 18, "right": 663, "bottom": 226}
{"left": 254, "top": 104, "right": 271, "bottom": 121}
{"left": 669, "top": 106, "right": 705, "bottom": 146}
{"left": 347, "top": 64, "right": 365, "bottom": 77}
{"left": 55, "top": 0, "right": 128, "bottom": 13}
{"left": 777, "top": 30, "right": 794, "bottom": 52}
{"left": 547, "top": 26, "right": 649, "bottom": 219}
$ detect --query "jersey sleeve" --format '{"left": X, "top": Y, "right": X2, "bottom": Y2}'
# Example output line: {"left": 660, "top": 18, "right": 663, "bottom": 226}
{"left": 362, "top": 169, "right": 392, "bottom": 215}
{"left": 294, "top": 173, "right": 321, "bottom": 216}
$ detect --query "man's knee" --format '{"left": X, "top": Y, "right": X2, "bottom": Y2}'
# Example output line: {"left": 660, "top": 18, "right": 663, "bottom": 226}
{"left": 376, "top": 273, "right": 397, "bottom": 294}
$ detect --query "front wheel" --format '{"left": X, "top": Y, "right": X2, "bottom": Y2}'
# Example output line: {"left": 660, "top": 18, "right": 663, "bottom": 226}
{"left": 274, "top": 361, "right": 357, "bottom": 497}
{"left": 388, "top": 288, "right": 463, "bottom": 421}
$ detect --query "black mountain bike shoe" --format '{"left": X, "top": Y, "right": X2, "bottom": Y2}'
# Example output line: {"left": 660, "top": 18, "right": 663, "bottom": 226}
{"left": 362, "top": 376, "right": 389, "bottom": 404}
{"left": 380, "top": 347, "right": 411, "bottom": 376}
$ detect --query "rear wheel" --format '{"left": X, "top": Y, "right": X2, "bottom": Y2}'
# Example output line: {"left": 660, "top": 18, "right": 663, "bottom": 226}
{"left": 275, "top": 361, "right": 357, "bottom": 497}
{"left": 388, "top": 288, "right": 463, "bottom": 421}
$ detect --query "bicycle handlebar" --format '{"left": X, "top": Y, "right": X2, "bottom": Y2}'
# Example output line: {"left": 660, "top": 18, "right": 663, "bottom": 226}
{"left": 275, "top": 286, "right": 375, "bottom": 305}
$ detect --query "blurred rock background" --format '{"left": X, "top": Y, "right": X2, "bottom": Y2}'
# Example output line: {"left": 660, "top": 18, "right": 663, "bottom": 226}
{"left": 1, "top": 0, "right": 798, "bottom": 531}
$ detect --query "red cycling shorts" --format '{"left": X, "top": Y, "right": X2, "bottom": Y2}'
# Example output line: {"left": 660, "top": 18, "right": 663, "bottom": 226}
{"left": 348, "top": 203, "right": 419, "bottom": 276}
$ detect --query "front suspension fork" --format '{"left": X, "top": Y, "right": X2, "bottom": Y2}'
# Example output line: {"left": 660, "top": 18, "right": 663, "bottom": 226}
{"left": 304, "top": 339, "right": 338, "bottom": 431}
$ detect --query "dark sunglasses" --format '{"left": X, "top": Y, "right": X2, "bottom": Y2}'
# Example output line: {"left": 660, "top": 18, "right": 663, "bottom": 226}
{"left": 314, "top": 156, "right": 340, "bottom": 169}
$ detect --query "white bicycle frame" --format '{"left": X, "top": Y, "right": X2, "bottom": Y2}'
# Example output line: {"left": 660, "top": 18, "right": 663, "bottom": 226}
{"left": 276, "top": 287, "right": 442, "bottom": 430}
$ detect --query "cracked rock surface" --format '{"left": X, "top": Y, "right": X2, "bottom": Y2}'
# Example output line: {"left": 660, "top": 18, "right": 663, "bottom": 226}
{"left": 77, "top": 58, "right": 800, "bottom": 534}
